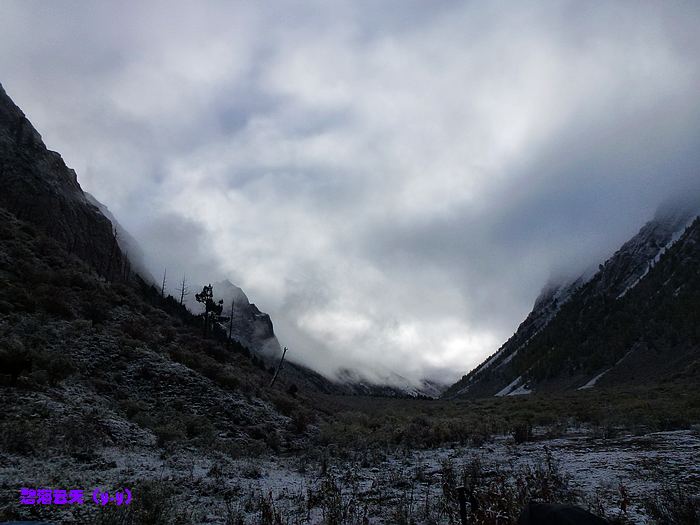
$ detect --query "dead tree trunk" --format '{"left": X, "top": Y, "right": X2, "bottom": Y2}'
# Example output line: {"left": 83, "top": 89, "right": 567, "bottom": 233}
{"left": 178, "top": 275, "right": 189, "bottom": 305}
{"left": 269, "top": 347, "right": 287, "bottom": 388}
{"left": 457, "top": 486, "right": 468, "bottom": 525}
{"left": 160, "top": 268, "right": 167, "bottom": 297}
{"left": 227, "top": 299, "right": 235, "bottom": 347}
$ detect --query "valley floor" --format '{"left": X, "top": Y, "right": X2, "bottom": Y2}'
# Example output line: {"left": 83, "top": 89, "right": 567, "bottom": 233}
{"left": 1, "top": 426, "right": 698, "bottom": 524}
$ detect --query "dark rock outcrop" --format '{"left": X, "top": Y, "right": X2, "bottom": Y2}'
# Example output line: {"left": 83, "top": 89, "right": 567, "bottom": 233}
{"left": 188, "top": 279, "right": 283, "bottom": 358}
{"left": 0, "top": 83, "right": 128, "bottom": 280}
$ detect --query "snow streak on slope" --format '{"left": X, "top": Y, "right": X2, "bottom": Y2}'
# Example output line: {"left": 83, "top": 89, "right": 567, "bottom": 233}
{"left": 444, "top": 199, "right": 700, "bottom": 399}
{"left": 616, "top": 213, "right": 698, "bottom": 299}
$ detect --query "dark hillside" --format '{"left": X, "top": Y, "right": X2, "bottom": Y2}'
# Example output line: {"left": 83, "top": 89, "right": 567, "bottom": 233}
{"left": 0, "top": 207, "right": 317, "bottom": 458}
{"left": 0, "top": 83, "right": 128, "bottom": 280}
{"left": 445, "top": 213, "right": 700, "bottom": 398}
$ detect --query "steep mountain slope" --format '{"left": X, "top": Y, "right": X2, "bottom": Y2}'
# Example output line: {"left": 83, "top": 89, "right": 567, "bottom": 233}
{"left": 0, "top": 83, "right": 128, "bottom": 281}
{"left": 444, "top": 204, "right": 700, "bottom": 399}
{"left": 0, "top": 208, "right": 311, "bottom": 458}
{"left": 0, "top": 83, "right": 324, "bottom": 457}
{"left": 84, "top": 192, "right": 155, "bottom": 284}
{"left": 0, "top": 83, "right": 450, "bottom": 397}
{"left": 0, "top": 82, "right": 292, "bottom": 371}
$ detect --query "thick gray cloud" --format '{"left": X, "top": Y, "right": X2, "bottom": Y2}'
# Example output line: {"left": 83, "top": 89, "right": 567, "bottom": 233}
{"left": 1, "top": 1, "right": 699, "bottom": 385}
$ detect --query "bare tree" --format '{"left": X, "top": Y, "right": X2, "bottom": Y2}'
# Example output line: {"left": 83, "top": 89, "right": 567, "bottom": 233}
{"left": 160, "top": 268, "right": 167, "bottom": 297}
{"left": 178, "top": 274, "right": 190, "bottom": 305}
{"left": 227, "top": 298, "right": 235, "bottom": 346}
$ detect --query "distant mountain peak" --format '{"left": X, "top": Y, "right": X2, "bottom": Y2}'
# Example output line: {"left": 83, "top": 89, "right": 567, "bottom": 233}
{"left": 213, "top": 279, "right": 251, "bottom": 307}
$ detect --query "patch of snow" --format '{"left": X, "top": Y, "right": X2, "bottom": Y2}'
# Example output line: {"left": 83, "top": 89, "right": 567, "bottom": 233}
{"left": 478, "top": 346, "right": 509, "bottom": 374}
{"left": 617, "top": 214, "right": 698, "bottom": 299}
{"left": 578, "top": 368, "right": 611, "bottom": 390}
{"left": 507, "top": 383, "right": 532, "bottom": 396}
{"left": 498, "top": 348, "right": 519, "bottom": 367}
{"left": 495, "top": 376, "right": 522, "bottom": 397}
{"left": 3, "top": 426, "right": 699, "bottom": 523}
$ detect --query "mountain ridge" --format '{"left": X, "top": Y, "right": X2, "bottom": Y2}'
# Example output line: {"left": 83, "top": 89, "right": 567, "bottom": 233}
{"left": 444, "top": 202, "right": 700, "bottom": 399}
{"left": 0, "top": 82, "right": 130, "bottom": 282}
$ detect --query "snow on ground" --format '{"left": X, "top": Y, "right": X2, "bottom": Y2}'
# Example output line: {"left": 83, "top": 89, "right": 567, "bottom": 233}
{"left": 2, "top": 428, "right": 698, "bottom": 523}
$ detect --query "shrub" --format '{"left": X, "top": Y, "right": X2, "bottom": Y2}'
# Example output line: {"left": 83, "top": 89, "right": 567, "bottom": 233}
{"left": 153, "top": 422, "right": 186, "bottom": 447}
{"left": 40, "top": 352, "right": 75, "bottom": 386}
{"left": 37, "top": 293, "right": 74, "bottom": 319}
{"left": 289, "top": 410, "right": 312, "bottom": 434}
{"left": 93, "top": 480, "right": 191, "bottom": 525}
{"left": 215, "top": 370, "right": 240, "bottom": 390}
{"left": 0, "top": 419, "right": 48, "bottom": 455}
{"left": 269, "top": 392, "right": 298, "bottom": 417}
{"left": 0, "top": 340, "right": 32, "bottom": 384}
{"left": 0, "top": 341, "right": 73, "bottom": 387}
{"left": 512, "top": 422, "right": 533, "bottom": 444}
{"left": 62, "top": 411, "right": 103, "bottom": 456}
{"left": 643, "top": 484, "right": 700, "bottom": 524}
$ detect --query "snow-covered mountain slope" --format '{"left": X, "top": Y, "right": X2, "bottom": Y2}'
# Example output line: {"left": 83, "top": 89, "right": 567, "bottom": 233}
{"left": 279, "top": 362, "right": 447, "bottom": 398}
{"left": 334, "top": 368, "right": 447, "bottom": 398}
{"left": 443, "top": 201, "right": 700, "bottom": 399}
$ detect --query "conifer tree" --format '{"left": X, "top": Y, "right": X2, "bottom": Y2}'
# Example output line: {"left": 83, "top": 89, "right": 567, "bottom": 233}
{"left": 195, "top": 284, "right": 223, "bottom": 336}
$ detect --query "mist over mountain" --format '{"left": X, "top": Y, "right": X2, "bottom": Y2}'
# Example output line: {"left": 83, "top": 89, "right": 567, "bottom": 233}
{"left": 444, "top": 198, "right": 700, "bottom": 399}
{"left": 2, "top": 2, "right": 700, "bottom": 385}
{"left": 2, "top": 4, "right": 700, "bottom": 522}
{"left": 187, "top": 279, "right": 282, "bottom": 359}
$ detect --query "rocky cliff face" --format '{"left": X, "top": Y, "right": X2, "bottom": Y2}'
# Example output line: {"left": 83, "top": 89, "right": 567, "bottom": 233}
{"left": 444, "top": 202, "right": 700, "bottom": 399}
{"left": 181, "top": 279, "right": 282, "bottom": 359}
{"left": 0, "top": 83, "right": 130, "bottom": 281}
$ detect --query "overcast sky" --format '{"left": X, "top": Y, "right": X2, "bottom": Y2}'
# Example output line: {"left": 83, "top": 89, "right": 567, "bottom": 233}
{"left": 2, "top": 1, "right": 699, "bottom": 385}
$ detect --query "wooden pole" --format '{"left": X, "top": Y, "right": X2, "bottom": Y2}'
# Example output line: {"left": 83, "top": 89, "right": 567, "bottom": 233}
{"left": 269, "top": 347, "right": 287, "bottom": 388}
{"left": 457, "top": 486, "right": 468, "bottom": 525}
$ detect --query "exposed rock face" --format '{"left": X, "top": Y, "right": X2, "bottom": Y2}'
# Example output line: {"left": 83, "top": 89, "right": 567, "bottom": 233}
{"left": 186, "top": 279, "right": 282, "bottom": 359}
{"left": 0, "top": 83, "right": 128, "bottom": 280}
{"left": 84, "top": 192, "right": 155, "bottom": 284}
{"left": 444, "top": 203, "right": 700, "bottom": 399}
